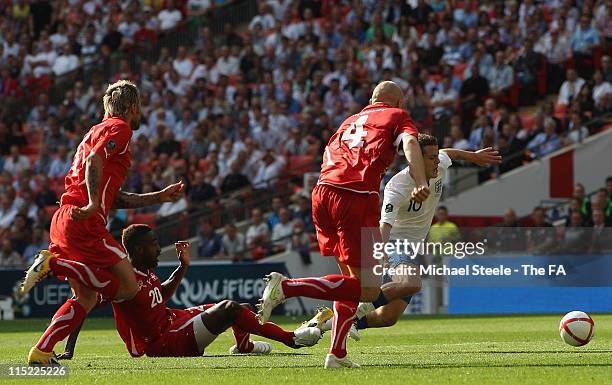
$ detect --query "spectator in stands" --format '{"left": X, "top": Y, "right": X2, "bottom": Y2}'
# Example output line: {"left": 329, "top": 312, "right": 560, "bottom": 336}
{"left": 190, "top": 171, "right": 217, "bottom": 207}
{"left": 486, "top": 51, "right": 514, "bottom": 99}
{"left": 52, "top": 44, "right": 79, "bottom": 76}
{"left": 23, "top": 227, "right": 48, "bottom": 265}
{"left": 602, "top": 55, "right": 612, "bottom": 83}
{"left": 290, "top": 218, "right": 312, "bottom": 264}
{"left": 589, "top": 208, "right": 612, "bottom": 253}
{"left": 246, "top": 208, "right": 270, "bottom": 258}
{"left": 35, "top": 176, "right": 57, "bottom": 207}
{"left": 284, "top": 126, "right": 310, "bottom": 156}
{"left": 8, "top": 213, "right": 30, "bottom": 255}
{"left": 573, "top": 183, "right": 592, "bottom": 219}
{"left": 220, "top": 160, "right": 251, "bottom": 196}
{"left": 197, "top": 221, "right": 222, "bottom": 259}
{"left": 527, "top": 118, "right": 561, "bottom": 158}
{"left": 516, "top": 37, "right": 544, "bottom": 104}
{"left": 592, "top": 70, "right": 612, "bottom": 105}
{"left": 0, "top": 239, "right": 23, "bottom": 267}
{"left": 249, "top": 2, "right": 276, "bottom": 31}
{"left": 527, "top": 206, "right": 555, "bottom": 253}
{"left": 557, "top": 68, "right": 586, "bottom": 107}
{"left": 253, "top": 150, "right": 286, "bottom": 189}
{"left": 492, "top": 208, "right": 526, "bottom": 252}
{"left": 220, "top": 223, "right": 247, "bottom": 262}
{"left": 428, "top": 206, "right": 461, "bottom": 244}
{"left": 535, "top": 26, "right": 572, "bottom": 92}
{"left": 431, "top": 76, "right": 457, "bottom": 121}
{"left": 556, "top": 211, "right": 589, "bottom": 254}
{"left": 48, "top": 145, "right": 71, "bottom": 178}
{"left": 564, "top": 113, "right": 590, "bottom": 144}
{"left": 154, "top": 128, "right": 182, "bottom": 158}
{"left": 158, "top": 0, "right": 183, "bottom": 31}
{"left": 107, "top": 210, "right": 126, "bottom": 235}
{"left": 593, "top": 188, "right": 611, "bottom": 215}
{"left": 499, "top": 122, "right": 525, "bottom": 173}
{"left": 449, "top": 124, "right": 470, "bottom": 150}
{"left": 292, "top": 195, "right": 314, "bottom": 232}
{"left": 571, "top": 15, "right": 601, "bottom": 76}
{"left": 4, "top": 145, "right": 30, "bottom": 175}
{"left": 174, "top": 107, "right": 197, "bottom": 141}
{"left": 156, "top": 184, "right": 188, "bottom": 222}
{"left": 459, "top": 64, "right": 490, "bottom": 127}
{"left": 271, "top": 207, "right": 293, "bottom": 253}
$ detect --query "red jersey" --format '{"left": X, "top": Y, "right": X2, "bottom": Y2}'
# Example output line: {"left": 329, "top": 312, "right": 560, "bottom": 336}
{"left": 60, "top": 117, "right": 132, "bottom": 222}
{"left": 112, "top": 269, "right": 172, "bottom": 357}
{"left": 319, "top": 103, "right": 418, "bottom": 194}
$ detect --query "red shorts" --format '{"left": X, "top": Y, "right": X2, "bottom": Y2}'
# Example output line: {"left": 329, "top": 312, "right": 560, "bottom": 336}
{"left": 49, "top": 204, "right": 127, "bottom": 268}
{"left": 146, "top": 305, "right": 215, "bottom": 357}
{"left": 311, "top": 184, "right": 381, "bottom": 268}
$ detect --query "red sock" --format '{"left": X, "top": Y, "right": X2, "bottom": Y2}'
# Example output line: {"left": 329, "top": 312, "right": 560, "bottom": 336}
{"left": 330, "top": 300, "right": 357, "bottom": 358}
{"left": 36, "top": 299, "right": 88, "bottom": 353}
{"left": 50, "top": 258, "right": 120, "bottom": 299}
{"left": 281, "top": 275, "right": 361, "bottom": 302}
{"left": 231, "top": 326, "right": 254, "bottom": 353}
{"left": 233, "top": 307, "right": 295, "bottom": 347}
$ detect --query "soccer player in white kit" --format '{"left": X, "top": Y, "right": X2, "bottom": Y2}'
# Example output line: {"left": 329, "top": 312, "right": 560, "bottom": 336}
{"left": 307, "top": 133, "right": 501, "bottom": 334}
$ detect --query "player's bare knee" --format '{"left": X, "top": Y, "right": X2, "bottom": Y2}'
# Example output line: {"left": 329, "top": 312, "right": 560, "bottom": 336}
{"left": 360, "top": 287, "right": 382, "bottom": 302}
{"left": 75, "top": 291, "right": 97, "bottom": 312}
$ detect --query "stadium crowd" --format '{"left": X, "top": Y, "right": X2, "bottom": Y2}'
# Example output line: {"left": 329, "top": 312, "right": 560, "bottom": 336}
{"left": 0, "top": 0, "right": 611, "bottom": 266}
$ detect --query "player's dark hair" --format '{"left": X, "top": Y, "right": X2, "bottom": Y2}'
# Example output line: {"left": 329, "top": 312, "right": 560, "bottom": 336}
{"left": 122, "top": 224, "right": 152, "bottom": 255}
{"left": 418, "top": 133, "right": 438, "bottom": 150}
{"left": 606, "top": 176, "right": 612, "bottom": 183}
{"left": 437, "top": 206, "right": 448, "bottom": 212}
{"left": 533, "top": 206, "right": 545, "bottom": 213}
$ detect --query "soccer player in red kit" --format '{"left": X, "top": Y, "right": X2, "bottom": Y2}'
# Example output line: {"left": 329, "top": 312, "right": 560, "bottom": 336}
{"left": 20, "top": 80, "right": 185, "bottom": 365}
{"left": 55, "top": 225, "right": 322, "bottom": 358}
{"left": 257, "top": 81, "right": 431, "bottom": 368}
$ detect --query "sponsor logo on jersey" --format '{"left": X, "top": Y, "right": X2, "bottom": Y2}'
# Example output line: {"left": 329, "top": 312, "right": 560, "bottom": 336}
{"left": 106, "top": 139, "right": 116, "bottom": 151}
{"left": 385, "top": 203, "right": 394, "bottom": 213}
{"left": 435, "top": 179, "right": 442, "bottom": 194}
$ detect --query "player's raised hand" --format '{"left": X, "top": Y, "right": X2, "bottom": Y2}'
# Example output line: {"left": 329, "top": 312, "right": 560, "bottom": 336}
{"left": 71, "top": 202, "right": 99, "bottom": 221}
{"left": 159, "top": 180, "right": 185, "bottom": 202}
{"left": 175, "top": 241, "right": 191, "bottom": 266}
{"left": 473, "top": 147, "right": 502, "bottom": 167}
{"left": 411, "top": 185, "right": 430, "bottom": 203}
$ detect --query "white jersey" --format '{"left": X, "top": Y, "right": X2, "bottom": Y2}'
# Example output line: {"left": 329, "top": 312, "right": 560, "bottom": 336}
{"left": 380, "top": 151, "right": 452, "bottom": 242}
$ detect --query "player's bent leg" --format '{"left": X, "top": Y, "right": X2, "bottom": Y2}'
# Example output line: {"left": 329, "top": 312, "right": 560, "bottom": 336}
{"left": 29, "top": 281, "right": 95, "bottom": 364}
{"left": 364, "top": 299, "right": 409, "bottom": 328}
{"left": 256, "top": 271, "right": 362, "bottom": 323}
{"left": 108, "top": 258, "right": 138, "bottom": 301}
{"left": 233, "top": 303, "right": 321, "bottom": 353}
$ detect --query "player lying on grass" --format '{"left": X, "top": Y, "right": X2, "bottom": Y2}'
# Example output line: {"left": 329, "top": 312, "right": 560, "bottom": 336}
{"left": 305, "top": 134, "right": 501, "bottom": 336}
{"left": 51, "top": 224, "right": 322, "bottom": 360}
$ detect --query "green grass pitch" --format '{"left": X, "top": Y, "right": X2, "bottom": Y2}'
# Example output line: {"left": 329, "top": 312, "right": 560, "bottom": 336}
{"left": 1, "top": 314, "right": 612, "bottom": 384}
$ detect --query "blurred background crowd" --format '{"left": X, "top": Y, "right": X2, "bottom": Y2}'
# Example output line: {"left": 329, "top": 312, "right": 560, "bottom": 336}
{"left": 0, "top": 0, "right": 610, "bottom": 267}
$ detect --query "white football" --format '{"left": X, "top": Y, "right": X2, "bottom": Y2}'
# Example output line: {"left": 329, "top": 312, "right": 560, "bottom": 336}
{"left": 559, "top": 311, "right": 595, "bottom": 346}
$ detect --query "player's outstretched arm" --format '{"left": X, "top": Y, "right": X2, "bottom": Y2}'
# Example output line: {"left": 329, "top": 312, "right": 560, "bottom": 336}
{"left": 160, "top": 241, "right": 190, "bottom": 302}
{"left": 112, "top": 181, "right": 185, "bottom": 209}
{"left": 402, "top": 135, "right": 430, "bottom": 203}
{"left": 71, "top": 153, "right": 104, "bottom": 220}
{"left": 441, "top": 147, "right": 502, "bottom": 167}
